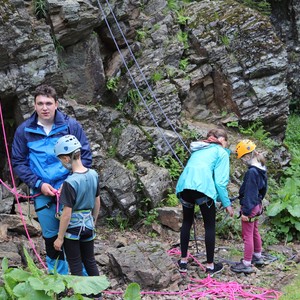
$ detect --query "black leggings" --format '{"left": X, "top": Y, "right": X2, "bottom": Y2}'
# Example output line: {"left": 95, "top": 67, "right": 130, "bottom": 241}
{"left": 63, "top": 238, "right": 99, "bottom": 276}
{"left": 180, "top": 191, "right": 216, "bottom": 263}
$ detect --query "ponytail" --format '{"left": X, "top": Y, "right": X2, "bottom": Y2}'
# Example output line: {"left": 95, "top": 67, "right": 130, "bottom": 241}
{"left": 254, "top": 151, "right": 266, "bottom": 166}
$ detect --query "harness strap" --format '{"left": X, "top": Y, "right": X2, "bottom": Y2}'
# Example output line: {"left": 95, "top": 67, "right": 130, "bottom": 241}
{"left": 238, "top": 207, "right": 263, "bottom": 222}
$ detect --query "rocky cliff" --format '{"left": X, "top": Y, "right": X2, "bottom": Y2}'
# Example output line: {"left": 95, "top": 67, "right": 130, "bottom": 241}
{"left": 0, "top": 0, "right": 298, "bottom": 222}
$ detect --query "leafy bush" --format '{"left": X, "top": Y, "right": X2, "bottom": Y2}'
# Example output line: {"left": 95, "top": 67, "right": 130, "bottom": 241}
{"left": 163, "top": 191, "right": 179, "bottom": 207}
{"left": 266, "top": 115, "right": 300, "bottom": 241}
{"left": 0, "top": 248, "right": 110, "bottom": 299}
{"left": 239, "top": 119, "right": 279, "bottom": 149}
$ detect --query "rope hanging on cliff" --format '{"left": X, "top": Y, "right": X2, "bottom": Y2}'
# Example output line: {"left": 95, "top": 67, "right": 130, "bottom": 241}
{"left": 96, "top": 0, "right": 191, "bottom": 168}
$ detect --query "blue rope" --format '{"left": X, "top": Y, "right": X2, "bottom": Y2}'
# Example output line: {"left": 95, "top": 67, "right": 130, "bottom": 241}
{"left": 95, "top": 0, "right": 191, "bottom": 168}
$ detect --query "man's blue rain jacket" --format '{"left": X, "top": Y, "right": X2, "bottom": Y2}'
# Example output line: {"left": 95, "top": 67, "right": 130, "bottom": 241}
{"left": 176, "top": 141, "right": 231, "bottom": 208}
{"left": 12, "top": 109, "right": 92, "bottom": 191}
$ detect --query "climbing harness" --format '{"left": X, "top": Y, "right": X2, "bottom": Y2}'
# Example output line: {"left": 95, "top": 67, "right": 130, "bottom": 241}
{"left": 237, "top": 207, "right": 264, "bottom": 222}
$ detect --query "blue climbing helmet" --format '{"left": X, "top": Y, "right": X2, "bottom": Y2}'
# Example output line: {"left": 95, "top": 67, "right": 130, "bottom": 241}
{"left": 54, "top": 135, "right": 82, "bottom": 156}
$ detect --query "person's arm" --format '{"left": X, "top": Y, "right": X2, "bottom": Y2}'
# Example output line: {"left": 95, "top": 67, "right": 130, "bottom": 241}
{"left": 214, "top": 151, "right": 231, "bottom": 207}
{"left": 53, "top": 206, "right": 72, "bottom": 251}
{"left": 93, "top": 196, "right": 100, "bottom": 223}
{"left": 12, "top": 125, "right": 42, "bottom": 190}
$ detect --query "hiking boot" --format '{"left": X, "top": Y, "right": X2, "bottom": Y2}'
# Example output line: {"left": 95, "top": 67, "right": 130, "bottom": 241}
{"left": 206, "top": 262, "right": 224, "bottom": 275}
{"left": 230, "top": 260, "right": 255, "bottom": 274}
{"left": 251, "top": 255, "right": 264, "bottom": 266}
{"left": 177, "top": 259, "right": 187, "bottom": 273}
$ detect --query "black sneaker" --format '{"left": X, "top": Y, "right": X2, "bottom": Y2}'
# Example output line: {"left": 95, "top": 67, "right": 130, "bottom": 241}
{"left": 251, "top": 255, "right": 264, "bottom": 266}
{"left": 230, "top": 260, "right": 255, "bottom": 274}
{"left": 205, "top": 262, "right": 224, "bottom": 275}
{"left": 177, "top": 259, "right": 187, "bottom": 273}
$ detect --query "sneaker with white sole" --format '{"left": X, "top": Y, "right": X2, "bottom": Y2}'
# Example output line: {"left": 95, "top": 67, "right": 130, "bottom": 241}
{"left": 177, "top": 259, "right": 187, "bottom": 273}
{"left": 230, "top": 260, "right": 255, "bottom": 274}
{"left": 206, "top": 262, "right": 224, "bottom": 275}
{"left": 251, "top": 255, "right": 264, "bottom": 266}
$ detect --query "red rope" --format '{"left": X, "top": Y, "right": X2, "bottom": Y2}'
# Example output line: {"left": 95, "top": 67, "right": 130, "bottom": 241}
{"left": 0, "top": 102, "right": 47, "bottom": 270}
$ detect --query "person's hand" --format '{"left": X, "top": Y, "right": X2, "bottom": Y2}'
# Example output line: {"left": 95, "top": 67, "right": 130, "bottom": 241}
{"left": 241, "top": 214, "right": 249, "bottom": 222}
{"left": 41, "top": 183, "right": 57, "bottom": 196}
{"left": 226, "top": 205, "right": 234, "bottom": 217}
{"left": 54, "top": 237, "right": 63, "bottom": 251}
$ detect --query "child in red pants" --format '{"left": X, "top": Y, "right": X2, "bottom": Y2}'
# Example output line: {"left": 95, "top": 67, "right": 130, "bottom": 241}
{"left": 231, "top": 139, "right": 268, "bottom": 274}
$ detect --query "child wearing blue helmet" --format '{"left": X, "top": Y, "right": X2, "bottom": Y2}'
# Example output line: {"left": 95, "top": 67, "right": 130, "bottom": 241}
{"left": 53, "top": 135, "right": 100, "bottom": 278}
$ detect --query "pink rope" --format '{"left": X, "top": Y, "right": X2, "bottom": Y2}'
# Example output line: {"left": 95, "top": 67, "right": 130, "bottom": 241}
{"left": 0, "top": 103, "right": 47, "bottom": 270}
{"left": 0, "top": 179, "right": 41, "bottom": 199}
{"left": 103, "top": 248, "right": 282, "bottom": 299}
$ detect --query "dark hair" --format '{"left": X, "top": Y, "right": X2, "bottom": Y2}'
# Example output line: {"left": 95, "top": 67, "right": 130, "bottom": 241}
{"left": 206, "top": 128, "right": 228, "bottom": 141}
{"left": 34, "top": 85, "right": 58, "bottom": 102}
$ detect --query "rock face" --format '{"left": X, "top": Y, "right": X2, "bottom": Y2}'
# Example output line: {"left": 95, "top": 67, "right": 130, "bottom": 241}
{"left": 0, "top": 0, "right": 297, "bottom": 223}
{"left": 270, "top": 0, "right": 300, "bottom": 103}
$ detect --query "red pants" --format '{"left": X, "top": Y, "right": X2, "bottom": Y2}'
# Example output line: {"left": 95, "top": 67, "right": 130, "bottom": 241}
{"left": 241, "top": 204, "right": 262, "bottom": 261}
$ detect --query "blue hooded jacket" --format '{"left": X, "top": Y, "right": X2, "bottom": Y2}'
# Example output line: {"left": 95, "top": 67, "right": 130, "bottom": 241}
{"left": 239, "top": 165, "right": 268, "bottom": 216}
{"left": 12, "top": 109, "right": 92, "bottom": 191}
{"left": 176, "top": 141, "right": 231, "bottom": 208}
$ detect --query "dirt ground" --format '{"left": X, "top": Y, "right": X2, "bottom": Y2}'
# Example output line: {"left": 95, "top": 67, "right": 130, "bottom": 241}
{"left": 96, "top": 220, "right": 300, "bottom": 300}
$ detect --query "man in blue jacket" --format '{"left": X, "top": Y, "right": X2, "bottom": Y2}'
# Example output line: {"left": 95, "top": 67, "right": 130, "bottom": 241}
{"left": 12, "top": 84, "right": 92, "bottom": 274}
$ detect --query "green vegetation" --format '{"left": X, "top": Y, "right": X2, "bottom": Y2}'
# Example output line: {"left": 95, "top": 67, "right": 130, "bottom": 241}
{"left": 220, "top": 35, "right": 230, "bottom": 46}
{"left": 228, "top": 119, "right": 279, "bottom": 150}
{"left": 237, "top": 0, "right": 271, "bottom": 16}
{"left": 0, "top": 248, "right": 109, "bottom": 299}
{"left": 125, "top": 161, "right": 136, "bottom": 172}
{"left": 266, "top": 114, "right": 300, "bottom": 242}
{"left": 177, "top": 31, "right": 189, "bottom": 49}
{"left": 163, "top": 190, "right": 179, "bottom": 207}
{"left": 154, "top": 144, "right": 188, "bottom": 180}
{"left": 107, "top": 213, "right": 130, "bottom": 231}
{"left": 106, "top": 76, "right": 120, "bottom": 92}
{"left": 124, "top": 282, "right": 141, "bottom": 300}
{"left": 167, "top": 0, "right": 180, "bottom": 11}
{"left": 143, "top": 208, "right": 159, "bottom": 226}
{"left": 136, "top": 28, "right": 148, "bottom": 42}
{"left": 176, "top": 9, "right": 191, "bottom": 25}
{"left": 33, "top": 0, "right": 47, "bottom": 18}
{"left": 179, "top": 58, "right": 189, "bottom": 71}
{"left": 151, "top": 72, "right": 163, "bottom": 83}
{"left": 279, "top": 265, "right": 300, "bottom": 300}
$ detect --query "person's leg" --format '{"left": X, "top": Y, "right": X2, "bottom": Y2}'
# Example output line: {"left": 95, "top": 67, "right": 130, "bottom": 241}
{"left": 80, "top": 240, "right": 99, "bottom": 276}
{"left": 253, "top": 220, "right": 262, "bottom": 253}
{"left": 200, "top": 199, "right": 216, "bottom": 264}
{"left": 242, "top": 219, "right": 254, "bottom": 263}
{"left": 251, "top": 205, "right": 263, "bottom": 255}
{"left": 63, "top": 238, "right": 83, "bottom": 276}
{"left": 180, "top": 205, "right": 195, "bottom": 260}
{"left": 35, "top": 194, "right": 68, "bottom": 274}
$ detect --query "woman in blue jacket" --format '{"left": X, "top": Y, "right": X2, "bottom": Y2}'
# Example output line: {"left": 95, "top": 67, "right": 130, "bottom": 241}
{"left": 12, "top": 84, "right": 92, "bottom": 274}
{"left": 176, "top": 128, "right": 234, "bottom": 274}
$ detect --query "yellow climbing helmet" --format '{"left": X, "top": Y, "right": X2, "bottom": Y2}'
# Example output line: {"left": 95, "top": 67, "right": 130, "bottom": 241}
{"left": 235, "top": 139, "right": 256, "bottom": 159}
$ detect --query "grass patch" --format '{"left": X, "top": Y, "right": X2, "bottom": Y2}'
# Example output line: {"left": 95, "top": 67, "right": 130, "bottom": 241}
{"left": 279, "top": 265, "right": 300, "bottom": 299}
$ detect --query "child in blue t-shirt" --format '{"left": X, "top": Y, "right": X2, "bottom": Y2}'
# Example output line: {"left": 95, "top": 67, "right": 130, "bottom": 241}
{"left": 53, "top": 135, "right": 100, "bottom": 277}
